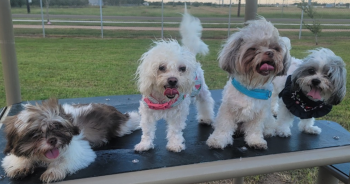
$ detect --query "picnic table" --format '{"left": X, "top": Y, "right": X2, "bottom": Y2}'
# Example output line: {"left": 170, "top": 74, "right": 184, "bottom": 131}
{"left": 0, "top": 89, "right": 349, "bottom": 184}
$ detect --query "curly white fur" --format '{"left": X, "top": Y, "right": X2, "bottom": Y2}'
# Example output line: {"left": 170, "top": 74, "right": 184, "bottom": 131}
{"left": 207, "top": 17, "right": 291, "bottom": 150}
{"left": 134, "top": 7, "right": 214, "bottom": 152}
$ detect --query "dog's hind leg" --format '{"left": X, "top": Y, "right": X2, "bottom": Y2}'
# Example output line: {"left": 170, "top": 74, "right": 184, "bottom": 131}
{"left": 195, "top": 69, "right": 215, "bottom": 125}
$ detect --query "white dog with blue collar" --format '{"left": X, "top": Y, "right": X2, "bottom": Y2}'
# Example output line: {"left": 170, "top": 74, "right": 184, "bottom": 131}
{"left": 206, "top": 17, "right": 291, "bottom": 150}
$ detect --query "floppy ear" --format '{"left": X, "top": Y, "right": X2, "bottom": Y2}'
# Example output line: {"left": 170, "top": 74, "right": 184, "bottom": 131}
{"left": 326, "top": 61, "right": 347, "bottom": 105}
{"left": 276, "top": 37, "right": 291, "bottom": 76}
{"left": 72, "top": 126, "right": 80, "bottom": 136}
{"left": 290, "top": 68, "right": 303, "bottom": 92}
{"left": 276, "top": 47, "right": 291, "bottom": 76}
{"left": 218, "top": 34, "right": 243, "bottom": 75}
{"left": 3, "top": 116, "right": 19, "bottom": 154}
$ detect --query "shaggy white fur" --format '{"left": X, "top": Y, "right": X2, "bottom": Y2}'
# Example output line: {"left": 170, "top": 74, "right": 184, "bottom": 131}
{"left": 206, "top": 17, "right": 291, "bottom": 150}
{"left": 134, "top": 7, "right": 214, "bottom": 152}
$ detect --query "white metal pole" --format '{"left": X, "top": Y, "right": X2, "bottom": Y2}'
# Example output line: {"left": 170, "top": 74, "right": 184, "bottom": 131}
{"left": 40, "top": 0, "right": 45, "bottom": 38}
{"left": 161, "top": 0, "right": 164, "bottom": 39}
{"left": 299, "top": 9, "right": 303, "bottom": 39}
{"left": 100, "top": 0, "right": 103, "bottom": 38}
{"left": 228, "top": 0, "right": 232, "bottom": 37}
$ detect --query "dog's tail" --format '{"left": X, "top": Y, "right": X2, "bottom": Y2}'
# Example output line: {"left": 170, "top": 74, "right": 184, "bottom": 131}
{"left": 117, "top": 111, "right": 141, "bottom": 137}
{"left": 179, "top": 3, "right": 209, "bottom": 56}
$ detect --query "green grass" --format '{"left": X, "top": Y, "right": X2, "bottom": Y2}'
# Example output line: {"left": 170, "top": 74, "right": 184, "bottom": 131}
{"left": 11, "top": 5, "right": 350, "bottom": 19}
{"left": 12, "top": 21, "right": 350, "bottom": 30}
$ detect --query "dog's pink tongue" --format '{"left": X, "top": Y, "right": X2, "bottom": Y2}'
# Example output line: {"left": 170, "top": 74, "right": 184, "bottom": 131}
{"left": 307, "top": 88, "right": 322, "bottom": 100}
{"left": 164, "top": 88, "right": 179, "bottom": 96}
{"left": 260, "top": 63, "right": 274, "bottom": 72}
{"left": 45, "top": 148, "right": 59, "bottom": 159}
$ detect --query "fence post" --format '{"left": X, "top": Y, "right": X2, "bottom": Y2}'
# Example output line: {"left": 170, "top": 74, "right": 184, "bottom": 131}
{"left": 161, "top": 0, "right": 164, "bottom": 39}
{"left": 40, "top": 0, "right": 45, "bottom": 38}
{"left": 299, "top": 9, "right": 303, "bottom": 39}
{"left": 0, "top": 0, "right": 22, "bottom": 106}
{"left": 228, "top": 0, "right": 232, "bottom": 37}
{"left": 100, "top": 0, "right": 104, "bottom": 38}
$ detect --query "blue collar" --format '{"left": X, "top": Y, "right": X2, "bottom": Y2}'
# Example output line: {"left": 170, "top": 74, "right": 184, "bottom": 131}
{"left": 231, "top": 78, "right": 272, "bottom": 100}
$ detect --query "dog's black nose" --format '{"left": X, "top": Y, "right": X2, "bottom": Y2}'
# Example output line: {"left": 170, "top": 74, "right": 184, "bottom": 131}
{"left": 312, "top": 79, "right": 321, "bottom": 86}
{"left": 47, "top": 138, "right": 57, "bottom": 146}
{"left": 167, "top": 77, "right": 178, "bottom": 87}
{"left": 265, "top": 51, "right": 274, "bottom": 58}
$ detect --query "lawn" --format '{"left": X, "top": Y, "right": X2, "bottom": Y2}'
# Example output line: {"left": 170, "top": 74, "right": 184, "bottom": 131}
{"left": 0, "top": 30, "right": 349, "bottom": 184}
{"left": 11, "top": 5, "right": 350, "bottom": 19}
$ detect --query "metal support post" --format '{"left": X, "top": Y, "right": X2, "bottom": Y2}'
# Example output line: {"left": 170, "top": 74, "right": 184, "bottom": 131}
{"left": 316, "top": 166, "right": 339, "bottom": 184}
{"left": 232, "top": 177, "right": 244, "bottom": 184}
{"left": 245, "top": 0, "right": 258, "bottom": 22}
{"left": 0, "top": 0, "right": 22, "bottom": 106}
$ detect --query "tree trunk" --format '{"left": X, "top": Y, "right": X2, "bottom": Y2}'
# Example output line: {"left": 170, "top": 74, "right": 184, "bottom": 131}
{"left": 315, "top": 34, "right": 318, "bottom": 45}
{"left": 237, "top": 0, "right": 241, "bottom": 17}
{"left": 26, "top": 0, "right": 30, "bottom": 13}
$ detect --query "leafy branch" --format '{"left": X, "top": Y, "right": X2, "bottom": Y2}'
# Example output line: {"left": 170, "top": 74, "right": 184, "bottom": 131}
{"left": 298, "top": 0, "right": 322, "bottom": 45}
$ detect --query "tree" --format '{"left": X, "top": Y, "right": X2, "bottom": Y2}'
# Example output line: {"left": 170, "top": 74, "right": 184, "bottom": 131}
{"left": 298, "top": 0, "right": 322, "bottom": 45}
{"left": 237, "top": 0, "right": 241, "bottom": 17}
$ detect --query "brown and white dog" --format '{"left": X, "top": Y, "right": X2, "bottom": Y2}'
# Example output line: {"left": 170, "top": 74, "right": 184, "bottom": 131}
{"left": 1, "top": 98, "right": 140, "bottom": 183}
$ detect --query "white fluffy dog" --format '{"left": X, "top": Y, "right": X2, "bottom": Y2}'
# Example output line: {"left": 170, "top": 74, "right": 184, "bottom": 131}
{"left": 134, "top": 9, "right": 215, "bottom": 152}
{"left": 206, "top": 18, "right": 291, "bottom": 150}
{"left": 274, "top": 48, "right": 347, "bottom": 137}
{"left": 2, "top": 98, "right": 140, "bottom": 183}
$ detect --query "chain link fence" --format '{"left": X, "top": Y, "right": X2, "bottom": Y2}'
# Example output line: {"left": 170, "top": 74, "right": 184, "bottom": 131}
{"left": 10, "top": 0, "right": 350, "bottom": 42}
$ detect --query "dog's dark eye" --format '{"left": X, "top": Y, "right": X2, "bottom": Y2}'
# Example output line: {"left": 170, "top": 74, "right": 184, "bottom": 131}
{"left": 248, "top": 48, "right": 256, "bottom": 51}
{"left": 159, "top": 65, "right": 166, "bottom": 72}
{"left": 308, "top": 68, "right": 316, "bottom": 74}
{"left": 274, "top": 47, "right": 280, "bottom": 52}
{"left": 327, "top": 73, "right": 332, "bottom": 78}
{"left": 179, "top": 66, "right": 186, "bottom": 72}
{"left": 54, "top": 123, "right": 63, "bottom": 129}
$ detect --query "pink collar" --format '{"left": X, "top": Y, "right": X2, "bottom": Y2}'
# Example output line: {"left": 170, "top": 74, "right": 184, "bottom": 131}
{"left": 143, "top": 94, "right": 186, "bottom": 110}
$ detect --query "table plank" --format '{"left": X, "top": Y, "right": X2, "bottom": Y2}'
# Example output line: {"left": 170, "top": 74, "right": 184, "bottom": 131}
{"left": 0, "top": 89, "right": 349, "bottom": 184}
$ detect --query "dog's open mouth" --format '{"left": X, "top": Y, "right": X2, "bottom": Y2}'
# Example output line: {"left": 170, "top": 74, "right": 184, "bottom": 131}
{"left": 257, "top": 61, "right": 275, "bottom": 76}
{"left": 45, "top": 148, "right": 59, "bottom": 159}
{"left": 307, "top": 87, "right": 322, "bottom": 100}
{"left": 164, "top": 87, "right": 179, "bottom": 99}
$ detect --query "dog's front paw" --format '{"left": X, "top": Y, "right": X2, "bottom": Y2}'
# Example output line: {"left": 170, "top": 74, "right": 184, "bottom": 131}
{"left": 206, "top": 133, "right": 233, "bottom": 149}
{"left": 166, "top": 142, "right": 185, "bottom": 152}
{"left": 276, "top": 127, "right": 292, "bottom": 137}
{"left": 40, "top": 168, "right": 66, "bottom": 183}
{"left": 2, "top": 155, "right": 34, "bottom": 178}
{"left": 4, "top": 166, "right": 34, "bottom": 179}
{"left": 247, "top": 139, "right": 268, "bottom": 150}
{"left": 301, "top": 125, "right": 322, "bottom": 135}
{"left": 245, "top": 135, "right": 268, "bottom": 149}
{"left": 198, "top": 118, "right": 213, "bottom": 125}
{"left": 134, "top": 141, "right": 154, "bottom": 152}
